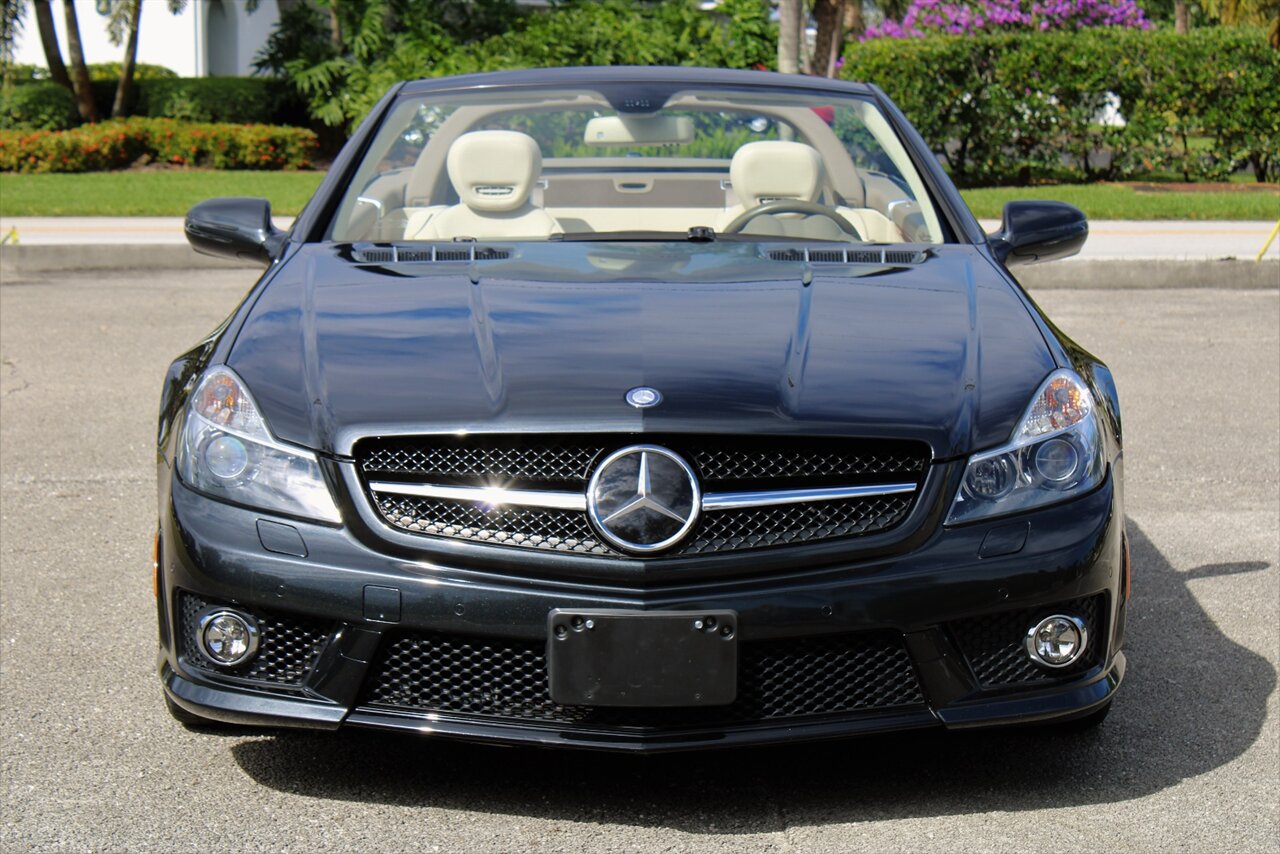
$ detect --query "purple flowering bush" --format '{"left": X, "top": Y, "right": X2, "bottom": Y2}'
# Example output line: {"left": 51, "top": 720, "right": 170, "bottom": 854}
{"left": 864, "top": 0, "right": 1150, "bottom": 39}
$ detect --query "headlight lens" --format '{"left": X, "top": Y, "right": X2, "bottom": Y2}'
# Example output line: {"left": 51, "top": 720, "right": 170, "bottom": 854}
{"left": 177, "top": 367, "right": 342, "bottom": 524}
{"left": 947, "top": 369, "right": 1105, "bottom": 525}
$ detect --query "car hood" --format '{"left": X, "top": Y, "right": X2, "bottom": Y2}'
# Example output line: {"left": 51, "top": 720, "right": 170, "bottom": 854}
{"left": 229, "top": 242, "right": 1056, "bottom": 459}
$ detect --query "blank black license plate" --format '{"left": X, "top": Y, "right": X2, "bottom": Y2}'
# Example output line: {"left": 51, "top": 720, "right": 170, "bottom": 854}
{"left": 547, "top": 610, "right": 738, "bottom": 707}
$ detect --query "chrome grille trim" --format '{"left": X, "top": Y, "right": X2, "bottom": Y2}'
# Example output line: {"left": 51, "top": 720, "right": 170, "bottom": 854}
{"left": 700, "top": 482, "right": 917, "bottom": 510}
{"left": 368, "top": 481, "right": 588, "bottom": 511}
{"left": 368, "top": 479, "right": 918, "bottom": 512}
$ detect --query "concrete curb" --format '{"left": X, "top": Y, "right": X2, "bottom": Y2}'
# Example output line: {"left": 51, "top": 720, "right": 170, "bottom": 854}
{"left": 2, "top": 244, "right": 1277, "bottom": 288}
{"left": 1014, "top": 259, "right": 1279, "bottom": 290}
{"left": 0, "top": 243, "right": 253, "bottom": 274}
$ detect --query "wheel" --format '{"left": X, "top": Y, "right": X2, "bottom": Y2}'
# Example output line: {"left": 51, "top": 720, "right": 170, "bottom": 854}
{"left": 721, "top": 199, "right": 861, "bottom": 237}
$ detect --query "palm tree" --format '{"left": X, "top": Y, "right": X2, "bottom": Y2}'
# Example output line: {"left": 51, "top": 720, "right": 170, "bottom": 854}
{"left": 777, "top": 0, "right": 802, "bottom": 73}
{"left": 61, "top": 0, "right": 97, "bottom": 121}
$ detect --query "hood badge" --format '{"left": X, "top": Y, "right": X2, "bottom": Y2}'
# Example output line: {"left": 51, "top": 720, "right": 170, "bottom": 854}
{"left": 625, "top": 387, "right": 663, "bottom": 409}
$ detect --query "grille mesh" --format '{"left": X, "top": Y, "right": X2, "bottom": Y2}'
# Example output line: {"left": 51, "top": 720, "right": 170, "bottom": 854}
{"left": 362, "top": 439, "right": 600, "bottom": 486}
{"left": 377, "top": 493, "right": 611, "bottom": 554}
{"left": 948, "top": 594, "right": 1105, "bottom": 687}
{"left": 679, "top": 494, "right": 914, "bottom": 555}
{"left": 691, "top": 445, "right": 925, "bottom": 483}
{"left": 363, "top": 629, "right": 924, "bottom": 728}
{"left": 177, "top": 592, "right": 331, "bottom": 686}
{"left": 375, "top": 492, "right": 915, "bottom": 558}
{"left": 359, "top": 435, "right": 929, "bottom": 557}
{"left": 359, "top": 436, "right": 928, "bottom": 488}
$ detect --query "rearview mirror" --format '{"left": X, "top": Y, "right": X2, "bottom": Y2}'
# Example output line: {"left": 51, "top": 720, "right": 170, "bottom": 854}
{"left": 185, "top": 197, "right": 287, "bottom": 266}
{"left": 584, "top": 115, "right": 694, "bottom": 147}
{"left": 989, "top": 201, "right": 1088, "bottom": 266}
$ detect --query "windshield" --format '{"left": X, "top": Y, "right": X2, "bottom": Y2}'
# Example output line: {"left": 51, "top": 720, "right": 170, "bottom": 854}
{"left": 329, "top": 84, "right": 946, "bottom": 246}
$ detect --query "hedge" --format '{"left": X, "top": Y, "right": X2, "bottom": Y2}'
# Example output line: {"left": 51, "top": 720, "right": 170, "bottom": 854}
{"left": 86, "top": 62, "right": 178, "bottom": 81}
{"left": 136, "top": 77, "right": 303, "bottom": 125}
{"left": 2, "top": 76, "right": 298, "bottom": 128}
{"left": 0, "top": 118, "right": 317, "bottom": 172}
{"left": 842, "top": 27, "right": 1280, "bottom": 185}
{"left": 0, "top": 82, "right": 79, "bottom": 131}
{"left": 93, "top": 76, "right": 299, "bottom": 125}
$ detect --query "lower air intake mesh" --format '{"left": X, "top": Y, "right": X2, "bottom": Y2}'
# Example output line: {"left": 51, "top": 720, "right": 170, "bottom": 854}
{"left": 362, "top": 629, "right": 924, "bottom": 729}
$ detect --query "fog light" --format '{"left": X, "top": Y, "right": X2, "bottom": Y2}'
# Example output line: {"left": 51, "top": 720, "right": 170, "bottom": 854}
{"left": 197, "top": 610, "right": 259, "bottom": 667}
{"left": 1025, "top": 614, "right": 1088, "bottom": 668}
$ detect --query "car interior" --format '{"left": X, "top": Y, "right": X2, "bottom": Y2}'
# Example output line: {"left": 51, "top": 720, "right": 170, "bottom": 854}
{"left": 331, "top": 91, "right": 945, "bottom": 245}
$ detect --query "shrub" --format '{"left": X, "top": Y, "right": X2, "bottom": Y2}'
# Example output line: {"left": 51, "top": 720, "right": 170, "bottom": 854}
{"left": 3, "top": 64, "right": 49, "bottom": 83}
{"left": 0, "top": 117, "right": 318, "bottom": 172}
{"left": 842, "top": 27, "right": 1280, "bottom": 184}
{"left": 137, "top": 77, "right": 289, "bottom": 124}
{"left": 86, "top": 62, "right": 178, "bottom": 80}
{"left": 0, "top": 81, "right": 80, "bottom": 131}
{"left": 284, "top": 0, "right": 776, "bottom": 130}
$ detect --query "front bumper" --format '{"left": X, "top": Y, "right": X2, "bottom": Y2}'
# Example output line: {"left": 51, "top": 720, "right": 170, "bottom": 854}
{"left": 158, "top": 470, "right": 1126, "bottom": 752}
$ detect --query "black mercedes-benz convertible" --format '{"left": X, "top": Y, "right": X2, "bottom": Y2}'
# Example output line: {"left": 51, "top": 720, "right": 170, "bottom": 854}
{"left": 157, "top": 66, "right": 1126, "bottom": 751}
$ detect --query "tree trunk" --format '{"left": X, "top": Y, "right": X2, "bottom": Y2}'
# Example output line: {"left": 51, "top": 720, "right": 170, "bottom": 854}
{"left": 777, "top": 0, "right": 802, "bottom": 75}
{"left": 1174, "top": 0, "right": 1188, "bottom": 34}
{"left": 844, "top": 1, "right": 865, "bottom": 39}
{"left": 111, "top": 0, "right": 141, "bottom": 119}
{"left": 61, "top": 0, "right": 98, "bottom": 122}
{"left": 327, "top": 2, "right": 342, "bottom": 51}
{"left": 32, "top": 0, "right": 71, "bottom": 88}
{"left": 813, "top": 0, "right": 846, "bottom": 79}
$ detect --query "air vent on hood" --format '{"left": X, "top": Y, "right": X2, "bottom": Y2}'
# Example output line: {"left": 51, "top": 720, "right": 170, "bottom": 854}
{"left": 767, "top": 247, "right": 926, "bottom": 265}
{"left": 351, "top": 244, "right": 512, "bottom": 264}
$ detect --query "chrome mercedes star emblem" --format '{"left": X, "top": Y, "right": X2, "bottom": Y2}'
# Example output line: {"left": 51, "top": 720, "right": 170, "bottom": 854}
{"left": 625, "top": 386, "right": 662, "bottom": 409}
{"left": 586, "top": 445, "right": 700, "bottom": 553}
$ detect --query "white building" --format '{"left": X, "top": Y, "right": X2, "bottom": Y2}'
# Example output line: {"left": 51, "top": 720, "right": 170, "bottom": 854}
{"left": 12, "top": 0, "right": 283, "bottom": 78}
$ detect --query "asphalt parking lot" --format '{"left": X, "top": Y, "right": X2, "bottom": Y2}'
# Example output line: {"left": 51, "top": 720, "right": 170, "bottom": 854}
{"left": 1, "top": 268, "right": 1276, "bottom": 852}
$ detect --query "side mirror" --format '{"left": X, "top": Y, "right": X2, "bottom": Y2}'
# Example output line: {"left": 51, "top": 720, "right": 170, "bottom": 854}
{"left": 989, "top": 201, "right": 1087, "bottom": 266}
{"left": 185, "top": 197, "right": 287, "bottom": 266}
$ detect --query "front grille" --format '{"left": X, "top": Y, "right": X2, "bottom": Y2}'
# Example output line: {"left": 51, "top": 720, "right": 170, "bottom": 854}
{"left": 948, "top": 594, "right": 1106, "bottom": 688}
{"left": 377, "top": 493, "right": 610, "bottom": 554}
{"left": 374, "top": 492, "right": 915, "bottom": 558}
{"left": 359, "top": 435, "right": 929, "bottom": 557}
{"left": 678, "top": 494, "right": 914, "bottom": 555}
{"left": 177, "top": 591, "right": 331, "bottom": 687}
{"left": 362, "top": 439, "right": 600, "bottom": 487}
{"left": 691, "top": 444, "right": 924, "bottom": 484}
{"left": 362, "top": 629, "right": 924, "bottom": 729}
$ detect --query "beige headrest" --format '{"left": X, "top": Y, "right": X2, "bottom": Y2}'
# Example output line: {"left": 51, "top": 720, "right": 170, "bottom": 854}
{"left": 729, "top": 141, "right": 824, "bottom": 208}
{"left": 446, "top": 131, "right": 542, "bottom": 213}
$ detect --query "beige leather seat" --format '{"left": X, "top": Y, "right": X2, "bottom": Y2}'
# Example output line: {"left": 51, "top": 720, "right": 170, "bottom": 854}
{"left": 715, "top": 141, "right": 907, "bottom": 243}
{"left": 715, "top": 141, "right": 850, "bottom": 240}
{"left": 404, "top": 131, "right": 562, "bottom": 240}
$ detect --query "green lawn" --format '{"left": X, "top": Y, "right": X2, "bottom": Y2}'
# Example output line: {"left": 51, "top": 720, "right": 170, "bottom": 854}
{"left": 0, "top": 171, "right": 326, "bottom": 217}
{"left": 1, "top": 170, "right": 1277, "bottom": 221}
{"left": 960, "top": 184, "right": 1279, "bottom": 221}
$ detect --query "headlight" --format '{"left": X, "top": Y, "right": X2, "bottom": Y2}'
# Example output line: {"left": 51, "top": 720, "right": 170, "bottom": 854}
{"left": 947, "top": 369, "right": 1106, "bottom": 525}
{"left": 177, "top": 367, "right": 342, "bottom": 524}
